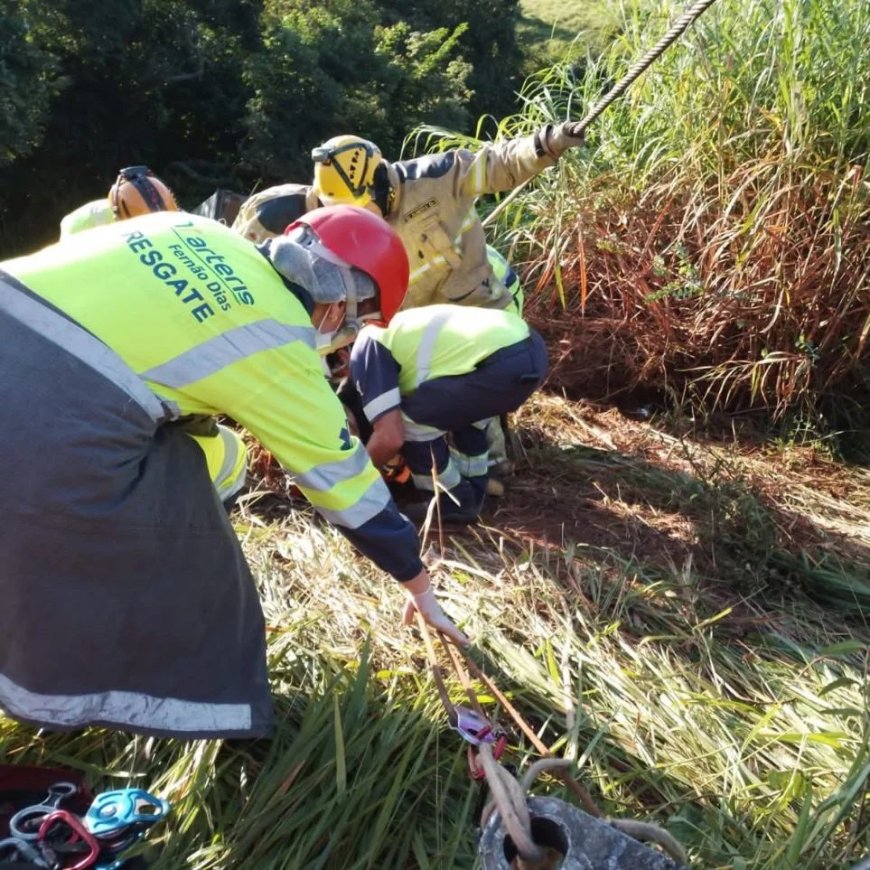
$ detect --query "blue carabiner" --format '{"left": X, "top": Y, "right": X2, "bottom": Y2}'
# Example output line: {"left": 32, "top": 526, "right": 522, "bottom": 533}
{"left": 84, "top": 789, "right": 170, "bottom": 837}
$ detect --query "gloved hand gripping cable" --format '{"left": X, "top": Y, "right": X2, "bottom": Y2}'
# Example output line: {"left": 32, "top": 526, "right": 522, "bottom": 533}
{"left": 483, "top": 0, "right": 722, "bottom": 229}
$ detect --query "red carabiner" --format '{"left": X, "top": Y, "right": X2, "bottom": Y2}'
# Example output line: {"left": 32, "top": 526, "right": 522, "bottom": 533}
{"left": 467, "top": 733, "right": 508, "bottom": 780}
{"left": 37, "top": 809, "right": 101, "bottom": 870}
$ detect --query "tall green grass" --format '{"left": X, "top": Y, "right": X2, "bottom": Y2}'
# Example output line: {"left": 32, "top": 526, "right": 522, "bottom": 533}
{"left": 498, "top": 0, "right": 869, "bottom": 419}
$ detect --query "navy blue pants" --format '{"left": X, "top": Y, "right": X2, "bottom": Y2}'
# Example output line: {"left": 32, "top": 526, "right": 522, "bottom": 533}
{"left": 402, "top": 330, "right": 548, "bottom": 500}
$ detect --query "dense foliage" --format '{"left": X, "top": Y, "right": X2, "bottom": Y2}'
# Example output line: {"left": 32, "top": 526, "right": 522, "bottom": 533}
{"left": 494, "top": 0, "right": 870, "bottom": 424}
{"left": 0, "top": 0, "right": 519, "bottom": 256}
{"left": 0, "top": 0, "right": 58, "bottom": 168}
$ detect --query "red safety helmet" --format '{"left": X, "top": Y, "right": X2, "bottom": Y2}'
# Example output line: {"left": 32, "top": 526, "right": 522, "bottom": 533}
{"left": 284, "top": 205, "right": 408, "bottom": 324}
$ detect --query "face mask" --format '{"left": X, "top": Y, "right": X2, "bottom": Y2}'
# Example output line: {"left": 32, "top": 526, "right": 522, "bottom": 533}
{"left": 316, "top": 324, "right": 361, "bottom": 356}
{"left": 315, "top": 305, "right": 359, "bottom": 356}
{"left": 315, "top": 329, "right": 337, "bottom": 354}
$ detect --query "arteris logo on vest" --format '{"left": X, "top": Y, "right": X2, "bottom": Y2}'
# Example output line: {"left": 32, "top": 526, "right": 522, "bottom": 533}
{"left": 121, "top": 222, "right": 255, "bottom": 324}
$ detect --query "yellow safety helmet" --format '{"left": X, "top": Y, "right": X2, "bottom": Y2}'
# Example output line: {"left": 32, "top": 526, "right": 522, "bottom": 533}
{"left": 108, "top": 166, "right": 179, "bottom": 219}
{"left": 311, "top": 135, "right": 382, "bottom": 208}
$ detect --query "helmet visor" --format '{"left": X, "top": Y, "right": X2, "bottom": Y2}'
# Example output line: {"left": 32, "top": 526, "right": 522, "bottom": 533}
{"left": 269, "top": 225, "right": 376, "bottom": 308}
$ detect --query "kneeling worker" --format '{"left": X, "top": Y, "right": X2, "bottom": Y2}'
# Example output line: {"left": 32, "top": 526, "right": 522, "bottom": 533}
{"left": 0, "top": 205, "right": 465, "bottom": 740}
{"left": 349, "top": 304, "right": 548, "bottom": 523}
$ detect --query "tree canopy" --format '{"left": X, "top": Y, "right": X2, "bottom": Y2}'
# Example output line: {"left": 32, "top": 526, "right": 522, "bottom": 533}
{"left": 0, "top": 0, "right": 522, "bottom": 256}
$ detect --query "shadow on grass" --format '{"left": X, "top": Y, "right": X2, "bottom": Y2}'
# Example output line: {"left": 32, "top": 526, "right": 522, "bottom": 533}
{"left": 490, "top": 431, "right": 870, "bottom": 627}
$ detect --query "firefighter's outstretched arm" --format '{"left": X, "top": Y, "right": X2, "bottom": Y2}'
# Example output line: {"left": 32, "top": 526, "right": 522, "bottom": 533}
{"left": 443, "top": 124, "right": 587, "bottom": 200}
{"left": 233, "top": 346, "right": 467, "bottom": 645}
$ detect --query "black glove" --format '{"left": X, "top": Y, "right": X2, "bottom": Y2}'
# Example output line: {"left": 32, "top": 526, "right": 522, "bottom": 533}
{"left": 538, "top": 122, "right": 586, "bottom": 158}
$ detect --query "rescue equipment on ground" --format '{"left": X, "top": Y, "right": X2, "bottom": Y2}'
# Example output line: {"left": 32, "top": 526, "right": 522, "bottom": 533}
{"left": 0, "top": 767, "right": 169, "bottom": 869}
{"left": 412, "top": 617, "right": 690, "bottom": 869}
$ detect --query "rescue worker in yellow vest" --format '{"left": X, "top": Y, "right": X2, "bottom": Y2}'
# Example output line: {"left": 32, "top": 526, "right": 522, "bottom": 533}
{"left": 349, "top": 305, "right": 548, "bottom": 523}
{"left": 232, "top": 126, "right": 580, "bottom": 495}
{"left": 60, "top": 165, "right": 180, "bottom": 238}
{"left": 309, "top": 129, "right": 579, "bottom": 490}
{"left": 0, "top": 205, "right": 466, "bottom": 740}
{"left": 60, "top": 166, "right": 248, "bottom": 506}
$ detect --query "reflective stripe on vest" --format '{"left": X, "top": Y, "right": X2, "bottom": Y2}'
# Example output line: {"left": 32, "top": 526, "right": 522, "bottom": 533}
{"left": 215, "top": 425, "right": 244, "bottom": 490}
{"left": 0, "top": 271, "right": 170, "bottom": 425}
{"left": 141, "top": 319, "right": 316, "bottom": 389}
{"left": 294, "top": 443, "right": 372, "bottom": 493}
{"left": 314, "top": 476, "right": 393, "bottom": 530}
{"left": 0, "top": 671, "right": 252, "bottom": 734}
{"left": 415, "top": 308, "right": 454, "bottom": 386}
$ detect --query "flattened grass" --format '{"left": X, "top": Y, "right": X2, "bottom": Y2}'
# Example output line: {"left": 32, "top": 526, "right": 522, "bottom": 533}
{"left": 2, "top": 396, "right": 870, "bottom": 867}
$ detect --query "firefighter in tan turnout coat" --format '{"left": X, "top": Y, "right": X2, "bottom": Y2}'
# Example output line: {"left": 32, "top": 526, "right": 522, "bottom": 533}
{"left": 233, "top": 123, "right": 585, "bottom": 314}
{"left": 232, "top": 123, "right": 583, "bottom": 500}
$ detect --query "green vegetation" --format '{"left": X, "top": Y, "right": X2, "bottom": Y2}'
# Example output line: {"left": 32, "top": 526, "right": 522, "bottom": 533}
{"left": 4, "top": 396, "right": 870, "bottom": 867}
{"left": 493, "top": 0, "right": 870, "bottom": 424}
{"left": 0, "top": 0, "right": 521, "bottom": 256}
{"left": 2, "top": 0, "right": 870, "bottom": 866}
{"left": 517, "top": 0, "right": 625, "bottom": 70}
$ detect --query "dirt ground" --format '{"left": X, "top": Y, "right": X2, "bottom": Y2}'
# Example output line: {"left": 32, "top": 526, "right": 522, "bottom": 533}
{"left": 245, "top": 390, "right": 870, "bottom": 602}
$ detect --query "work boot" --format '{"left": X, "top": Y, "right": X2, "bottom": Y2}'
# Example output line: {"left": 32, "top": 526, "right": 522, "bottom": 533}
{"left": 402, "top": 479, "right": 484, "bottom": 525}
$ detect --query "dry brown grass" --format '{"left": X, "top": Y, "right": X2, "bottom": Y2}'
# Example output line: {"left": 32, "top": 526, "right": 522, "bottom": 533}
{"left": 523, "top": 160, "right": 870, "bottom": 417}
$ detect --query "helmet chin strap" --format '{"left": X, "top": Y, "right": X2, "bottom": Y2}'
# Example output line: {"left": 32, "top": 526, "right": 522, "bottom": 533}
{"left": 343, "top": 267, "right": 359, "bottom": 324}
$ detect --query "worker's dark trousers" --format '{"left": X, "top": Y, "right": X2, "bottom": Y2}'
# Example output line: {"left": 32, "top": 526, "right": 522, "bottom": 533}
{"left": 0, "top": 272, "right": 271, "bottom": 739}
{"left": 402, "top": 330, "right": 548, "bottom": 505}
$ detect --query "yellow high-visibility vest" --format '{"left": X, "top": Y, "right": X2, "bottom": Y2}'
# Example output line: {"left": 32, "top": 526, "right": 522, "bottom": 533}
{"left": 4, "top": 212, "right": 388, "bottom": 529}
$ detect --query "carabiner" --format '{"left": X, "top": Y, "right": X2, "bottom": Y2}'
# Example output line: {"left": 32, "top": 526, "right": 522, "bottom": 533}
{"left": 37, "top": 810, "right": 100, "bottom": 870}
{"left": 452, "top": 706, "right": 497, "bottom": 747}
